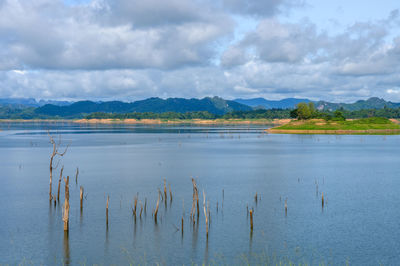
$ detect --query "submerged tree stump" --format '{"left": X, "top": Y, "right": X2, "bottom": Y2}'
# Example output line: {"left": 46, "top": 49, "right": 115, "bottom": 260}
{"left": 63, "top": 176, "right": 70, "bottom": 231}
{"left": 106, "top": 195, "right": 109, "bottom": 227}
{"left": 154, "top": 194, "right": 160, "bottom": 223}
{"left": 80, "top": 186, "right": 84, "bottom": 211}
{"left": 249, "top": 209, "right": 253, "bottom": 232}
{"left": 48, "top": 132, "right": 68, "bottom": 202}
{"left": 75, "top": 167, "right": 79, "bottom": 184}
{"left": 57, "top": 166, "right": 63, "bottom": 202}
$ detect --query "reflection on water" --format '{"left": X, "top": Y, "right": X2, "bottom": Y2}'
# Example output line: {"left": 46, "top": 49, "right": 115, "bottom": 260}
{"left": 1, "top": 122, "right": 400, "bottom": 264}
{"left": 63, "top": 232, "right": 70, "bottom": 266}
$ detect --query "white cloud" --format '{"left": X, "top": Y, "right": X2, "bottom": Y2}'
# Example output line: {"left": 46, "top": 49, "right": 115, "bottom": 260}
{"left": 0, "top": 1, "right": 400, "bottom": 102}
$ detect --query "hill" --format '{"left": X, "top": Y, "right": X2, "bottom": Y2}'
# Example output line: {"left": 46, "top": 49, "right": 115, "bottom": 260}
{"left": 34, "top": 97, "right": 252, "bottom": 117}
{"left": 315, "top": 97, "right": 400, "bottom": 111}
{"left": 0, "top": 98, "right": 71, "bottom": 108}
{"left": 235, "top": 97, "right": 400, "bottom": 111}
{"left": 234, "top": 97, "right": 311, "bottom": 109}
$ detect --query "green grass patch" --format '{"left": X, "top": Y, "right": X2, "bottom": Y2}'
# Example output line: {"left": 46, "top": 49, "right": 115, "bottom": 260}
{"left": 275, "top": 117, "right": 400, "bottom": 131}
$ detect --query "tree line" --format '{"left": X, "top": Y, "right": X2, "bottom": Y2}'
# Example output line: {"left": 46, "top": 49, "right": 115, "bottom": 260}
{"left": 2, "top": 104, "right": 400, "bottom": 120}
{"left": 290, "top": 102, "right": 400, "bottom": 120}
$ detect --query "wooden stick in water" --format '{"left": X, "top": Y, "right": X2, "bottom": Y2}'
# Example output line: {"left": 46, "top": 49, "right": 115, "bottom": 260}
{"left": 249, "top": 209, "right": 253, "bottom": 231}
{"left": 154, "top": 194, "right": 160, "bottom": 223}
{"left": 285, "top": 198, "right": 287, "bottom": 215}
{"left": 169, "top": 183, "right": 173, "bottom": 203}
{"left": 190, "top": 178, "right": 199, "bottom": 220}
{"left": 222, "top": 189, "right": 224, "bottom": 209}
{"left": 57, "top": 166, "right": 64, "bottom": 202}
{"left": 80, "top": 186, "right": 84, "bottom": 210}
{"left": 181, "top": 216, "right": 184, "bottom": 235}
{"left": 203, "top": 190, "right": 209, "bottom": 238}
{"left": 134, "top": 194, "right": 138, "bottom": 218}
{"left": 106, "top": 195, "right": 109, "bottom": 227}
{"left": 322, "top": 192, "right": 324, "bottom": 208}
{"left": 208, "top": 200, "right": 210, "bottom": 225}
{"left": 75, "top": 167, "right": 79, "bottom": 184}
{"left": 164, "top": 179, "right": 167, "bottom": 202}
{"left": 63, "top": 176, "right": 70, "bottom": 231}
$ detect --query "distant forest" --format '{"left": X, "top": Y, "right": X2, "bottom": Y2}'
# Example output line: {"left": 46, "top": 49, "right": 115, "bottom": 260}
{"left": 84, "top": 108, "right": 400, "bottom": 120}
{"left": 2, "top": 106, "right": 400, "bottom": 120}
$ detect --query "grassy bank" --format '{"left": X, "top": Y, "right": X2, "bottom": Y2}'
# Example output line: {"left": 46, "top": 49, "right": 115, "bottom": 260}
{"left": 268, "top": 117, "right": 400, "bottom": 134}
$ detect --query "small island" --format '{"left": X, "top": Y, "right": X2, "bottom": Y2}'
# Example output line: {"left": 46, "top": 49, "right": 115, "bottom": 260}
{"left": 267, "top": 102, "right": 400, "bottom": 134}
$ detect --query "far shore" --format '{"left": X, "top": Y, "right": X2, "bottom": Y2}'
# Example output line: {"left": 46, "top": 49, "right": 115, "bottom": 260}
{"left": 0, "top": 118, "right": 292, "bottom": 125}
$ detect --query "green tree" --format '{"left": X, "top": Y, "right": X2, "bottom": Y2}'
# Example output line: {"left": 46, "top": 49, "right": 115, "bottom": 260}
{"left": 333, "top": 110, "right": 345, "bottom": 121}
{"left": 296, "top": 102, "right": 312, "bottom": 120}
{"left": 308, "top": 102, "right": 316, "bottom": 116}
{"left": 290, "top": 109, "right": 298, "bottom": 118}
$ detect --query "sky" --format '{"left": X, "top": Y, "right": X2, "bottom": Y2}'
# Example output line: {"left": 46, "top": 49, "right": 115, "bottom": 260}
{"left": 1, "top": 0, "right": 400, "bottom": 102}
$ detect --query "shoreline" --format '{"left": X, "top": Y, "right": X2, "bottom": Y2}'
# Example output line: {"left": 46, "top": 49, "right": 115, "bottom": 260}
{"left": 265, "top": 119, "right": 400, "bottom": 135}
{"left": 0, "top": 118, "right": 292, "bottom": 125}
{"left": 266, "top": 128, "right": 400, "bottom": 135}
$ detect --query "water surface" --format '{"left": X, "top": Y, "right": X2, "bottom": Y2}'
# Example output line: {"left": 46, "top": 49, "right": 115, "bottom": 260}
{"left": 1, "top": 122, "right": 400, "bottom": 265}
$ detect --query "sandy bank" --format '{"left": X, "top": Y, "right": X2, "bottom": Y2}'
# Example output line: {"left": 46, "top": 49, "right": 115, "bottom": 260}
{"left": 0, "top": 118, "right": 291, "bottom": 125}
{"left": 73, "top": 118, "right": 291, "bottom": 125}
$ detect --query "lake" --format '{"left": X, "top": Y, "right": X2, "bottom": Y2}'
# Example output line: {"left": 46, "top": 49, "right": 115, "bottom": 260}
{"left": 1, "top": 122, "right": 400, "bottom": 265}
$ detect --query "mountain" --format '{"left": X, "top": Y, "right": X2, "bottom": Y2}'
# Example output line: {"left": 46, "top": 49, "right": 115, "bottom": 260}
{"left": 35, "top": 96, "right": 252, "bottom": 117}
{"left": 0, "top": 98, "right": 71, "bottom": 108}
{"left": 234, "top": 97, "right": 311, "bottom": 109}
{"left": 5, "top": 96, "right": 400, "bottom": 118}
{"left": 316, "top": 97, "right": 400, "bottom": 111}
{"left": 235, "top": 97, "right": 400, "bottom": 111}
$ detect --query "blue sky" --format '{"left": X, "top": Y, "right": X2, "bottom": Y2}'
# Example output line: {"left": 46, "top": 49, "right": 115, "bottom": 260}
{"left": 1, "top": 0, "right": 400, "bottom": 102}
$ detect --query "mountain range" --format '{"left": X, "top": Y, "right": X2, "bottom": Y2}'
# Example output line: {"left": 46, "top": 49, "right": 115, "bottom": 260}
{"left": 315, "top": 97, "right": 400, "bottom": 111}
{"left": 1, "top": 96, "right": 400, "bottom": 117}
{"left": 34, "top": 97, "right": 251, "bottom": 117}
{"left": 0, "top": 98, "right": 71, "bottom": 108}
{"left": 234, "top": 97, "right": 311, "bottom": 109}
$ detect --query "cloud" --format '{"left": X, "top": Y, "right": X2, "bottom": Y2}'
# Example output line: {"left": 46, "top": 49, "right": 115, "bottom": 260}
{"left": 1, "top": 1, "right": 400, "bottom": 103}
{"left": 222, "top": 0, "right": 304, "bottom": 17}
{"left": 0, "top": 0, "right": 234, "bottom": 70}
{"left": 221, "top": 18, "right": 321, "bottom": 66}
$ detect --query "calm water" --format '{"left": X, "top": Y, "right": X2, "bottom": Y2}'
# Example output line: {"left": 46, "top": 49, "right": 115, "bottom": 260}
{"left": 1, "top": 122, "right": 400, "bottom": 265}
